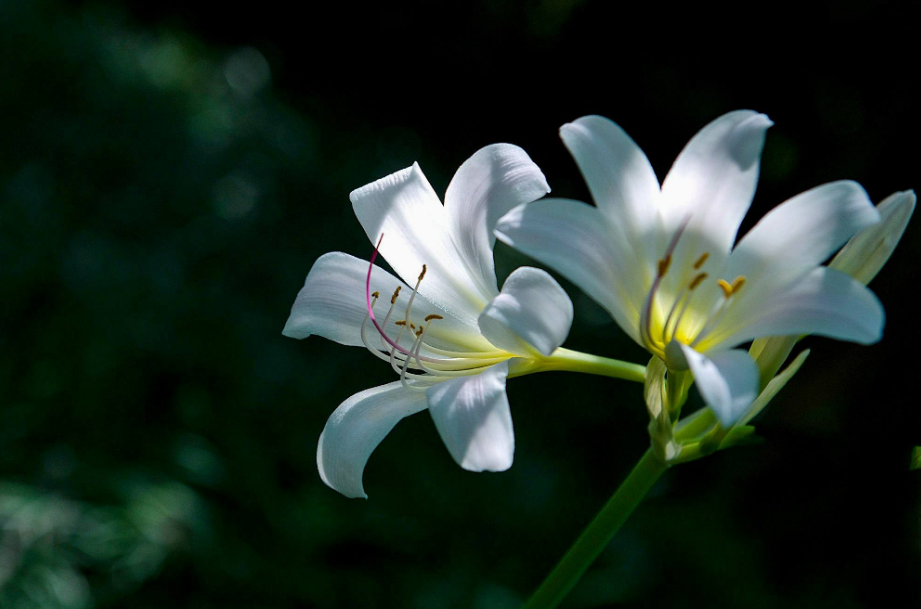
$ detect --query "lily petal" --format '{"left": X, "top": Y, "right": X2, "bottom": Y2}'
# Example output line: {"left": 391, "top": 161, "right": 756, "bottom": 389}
{"left": 445, "top": 144, "right": 550, "bottom": 299}
{"left": 317, "top": 381, "right": 429, "bottom": 499}
{"left": 660, "top": 111, "right": 772, "bottom": 266}
{"left": 728, "top": 181, "right": 880, "bottom": 293}
{"left": 478, "top": 267, "right": 573, "bottom": 357}
{"left": 678, "top": 344, "right": 759, "bottom": 426}
{"left": 830, "top": 189, "right": 916, "bottom": 285}
{"left": 706, "top": 266, "right": 885, "bottom": 349}
{"left": 560, "top": 115, "right": 661, "bottom": 263}
{"left": 426, "top": 361, "right": 514, "bottom": 472}
{"left": 495, "top": 199, "right": 643, "bottom": 344}
{"left": 350, "top": 164, "right": 487, "bottom": 323}
{"left": 282, "top": 252, "right": 489, "bottom": 351}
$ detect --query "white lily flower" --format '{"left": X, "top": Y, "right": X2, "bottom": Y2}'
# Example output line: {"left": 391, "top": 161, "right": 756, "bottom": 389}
{"left": 284, "top": 144, "right": 577, "bottom": 498}
{"left": 496, "top": 111, "right": 886, "bottom": 426}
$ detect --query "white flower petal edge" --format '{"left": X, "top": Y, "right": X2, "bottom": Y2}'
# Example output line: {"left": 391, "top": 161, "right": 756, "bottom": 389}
{"left": 350, "top": 163, "right": 487, "bottom": 324}
{"left": 496, "top": 111, "right": 884, "bottom": 421}
{"left": 559, "top": 116, "right": 661, "bottom": 267}
{"left": 748, "top": 189, "right": 915, "bottom": 390}
{"left": 445, "top": 144, "right": 551, "bottom": 299}
{"left": 350, "top": 145, "right": 550, "bottom": 325}
{"left": 705, "top": 266, "right": 884, "bottom": 349}
{"left": 495, "top": 199, "right": 643, "bottom": 343}
{"left": 678, "top": 344, "right": 759, "bottom": 426}
{"left": 282, "top": 251, "right": 488, "bottom": 351}
{"left": 317, "top": 381, "right": 429, "bottom": 499}
{"left": 478, "top": 267, "right": 574, "bottom": 358}
{"left": 727, "top": 181, "right": 881, "bottom": 296}
{"left": 427, "top": 361, "right": 513, "bottom": 472}
{"left": 659, "top": 111, "right": 772, "bottom": 268}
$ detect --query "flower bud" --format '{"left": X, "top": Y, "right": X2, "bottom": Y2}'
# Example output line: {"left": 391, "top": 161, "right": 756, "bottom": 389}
{"left": 830, "top": 190, "right": 916, "bottom": 286}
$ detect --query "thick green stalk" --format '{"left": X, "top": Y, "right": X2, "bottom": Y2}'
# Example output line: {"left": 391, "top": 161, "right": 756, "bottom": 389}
{"left": 522, "top": 449, "right": 667, "bottom": 609}
{"left": 510, "top": 348, "right": 646, "bottom": 383}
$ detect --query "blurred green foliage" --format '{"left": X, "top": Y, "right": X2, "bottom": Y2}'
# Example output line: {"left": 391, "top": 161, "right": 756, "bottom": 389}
{"left": 1, "top": 1, "right": 919, "bottom": 607}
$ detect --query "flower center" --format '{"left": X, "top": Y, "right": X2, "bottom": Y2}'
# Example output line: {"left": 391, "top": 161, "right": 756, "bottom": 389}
{"left": 639, "top": 221, "right": 747, "bottom": 358}
{"left": 362, "top": 235, "right": 509, "bottom": 389}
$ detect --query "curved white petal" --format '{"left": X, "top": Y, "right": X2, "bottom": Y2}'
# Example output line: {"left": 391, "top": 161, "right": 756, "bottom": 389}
{"left": 704, "top": 266, "right": 884, "bottom": 349}
{"left": 728, "top": 181, "right": 880, "bottom": 293}
{"left": 495, "top": 199, "right": 644, "bottom": 344}
{"left": 560, "top": 116, "right": 661, "bottom": 263}
{"left": 317, "top": 382, "right": 429, "bottom": 499}
{"left": 830, "top": 189, "right": 916, "bottom": 285}
{"left": 445, "top": 144, "right": 550, "bottom": 298}
{"left": 478, "top": 267, "right": 573, "bottom": 357}
{"left": 282, "top": 252, "right": 490, "bottom": 351}
{"left": 659, "top": 111, "right": 772, "bottom": 273}
{"left": 350, "top": 164, "right": 487, "bottom": 323}
{"left": 426, "top": 361, "right": 513, "bottom": 472}
{"left": 679, "top": 344, "right": 759, "bottom": 426}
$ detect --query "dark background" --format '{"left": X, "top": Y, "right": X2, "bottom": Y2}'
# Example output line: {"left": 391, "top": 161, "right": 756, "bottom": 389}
{"left": 1, "top": 1, "right": 918, "bottom": 607}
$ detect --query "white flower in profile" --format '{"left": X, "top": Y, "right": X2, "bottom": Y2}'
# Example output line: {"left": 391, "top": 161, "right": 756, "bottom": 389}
{"left": 284, "top": 144, "right": 575, "bottom": 498}
{"left": 496, "top": 111, "right": 886, "bottom": 426}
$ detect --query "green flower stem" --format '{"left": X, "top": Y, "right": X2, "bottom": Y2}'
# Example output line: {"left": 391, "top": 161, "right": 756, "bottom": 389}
{"left": 511, "top": 348, "right": 646, "bottom": 383}
{"left": 522, "top": 449, "right": 668, "bottom": 609}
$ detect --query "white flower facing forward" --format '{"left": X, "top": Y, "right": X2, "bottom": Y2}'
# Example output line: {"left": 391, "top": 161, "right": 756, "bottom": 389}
{"left": 496, "top": 111, "right": 886, "bottom": 426}
{"left": 283, "top": 144, "right": 629, "bottom": 499}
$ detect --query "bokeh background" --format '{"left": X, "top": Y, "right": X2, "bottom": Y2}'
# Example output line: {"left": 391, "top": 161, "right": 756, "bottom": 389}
{"left": 2, "top": 1, "right": 919, "bottom": 607}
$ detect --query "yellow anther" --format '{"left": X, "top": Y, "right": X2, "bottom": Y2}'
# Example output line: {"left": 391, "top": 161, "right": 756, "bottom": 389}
{"left": 390, "top": 286, "right": 402, "bottom": 304}
{"left": 657, "top": 255, "right": 672, "bottom": 277}
{"left": 395, "top": 320, "right": 407, "bottom": 326}
{"left": 409, "top": 322, "right": 416, "bottom": 330}
{"left": 693, "top": 252, "right": 710, "bottom": 269}
{"left": 731, "top": 276, "right": 747, "bottom": 293}
{"left": 718, "top": 279, "right": 733, "bottom": 298}
{"left": 689, "top": 272, "right": 708, "bottom": 290}
{"left": 371, "top": 291, "right": 380, "bottom": 299}
{"left": 418, "top": 264, "right": 427, "bottom": 281}
{"left": 424, "top": 314, "right": 443, "bottom": 322}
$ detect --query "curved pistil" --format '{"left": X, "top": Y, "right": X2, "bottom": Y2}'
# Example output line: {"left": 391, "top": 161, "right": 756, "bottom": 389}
{"left": 362, "top": 234, "right": 511, "bottom": 388}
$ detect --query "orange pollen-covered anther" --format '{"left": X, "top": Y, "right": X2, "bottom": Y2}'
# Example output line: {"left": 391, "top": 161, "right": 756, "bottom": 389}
{"left": 371, "top": 291, "right": 380, "bottom": 299}
{"left": 693, "top": 252, "right": 710, "bottom": 269}
{"left": 418, "top": 264, "right": 427, "bottom": 281}
{"left": 657, "top": 255, "right": 672, "bottom": 277}
{"left": 394, "top": 320, "right": 407, "bottom": 327}
{"left": 689, "top": 272, "right": 708, "bottom": 290}
{"left": 424, "top": 314, "right": 443, "bottom": 322}
{"left": 390, "top": 286, "right": 402, "bottom": 304}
